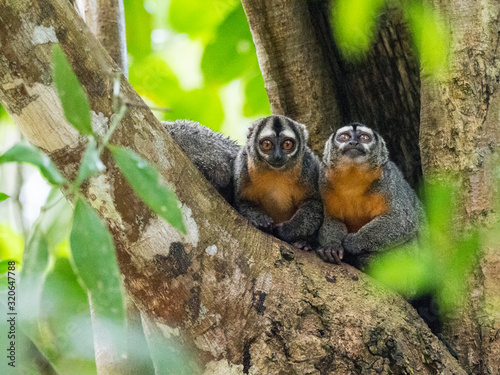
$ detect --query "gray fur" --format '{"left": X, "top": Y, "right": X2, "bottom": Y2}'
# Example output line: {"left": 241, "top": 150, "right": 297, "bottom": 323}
{"left": 318, "top": 124, "right": 424, "bottom": 269}
{"left": 234, "top": 116, "right": 323, "bottom": 244}
{"left": 163, "top": 120, "right": 240, "bottom": 203}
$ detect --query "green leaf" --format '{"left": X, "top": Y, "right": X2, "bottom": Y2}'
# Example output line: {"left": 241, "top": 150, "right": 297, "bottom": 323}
{"left": 403, "top": 1, "right": 449, "bottom": 75}
{"left": 169, "top": 0, "right": 238, "bottom": 39}
{"left": 40, "top": 258, "right": 96, "bottom": 375}
{"left": 19, "top": 230, "right": 50, "bottom": 323}
{"left": 367, "top": 244, "right": 431, "bottom": 297}
{"left": 38, "top": 188, "right": 73, "bottom": 253}
{"left": 0, "top": 260, "right": 11, "bottom": 275}
{"left": 0, "top": 142, "right": 66, "bottom": 186}
{"left": 108, "top": 145, "right": 186, "bottom": 233}
{"left": 332, "top": 0, "right": 386, "bottom": 58}
{"left": 201, "top": 5, "right": 256, "bottom": 84}
{"left": 19, "top": 189, "right": 63, "bottom": 329}
{"left": 437, "top": 230, "right": 480, "bottom": 314}
{"left": 21, "top": 231, "right": 49, "bottom": 282}
{"left": 0, "top": 225, "right": 24, "bottom": 263}
{"left": 17, "top": 190, "right": 94, "bottom": 374}
{"left": 70, "top": 199, "right": 125, "bottom": 323}
{"left": 0, "top": 193, "right": 9, "bottom": 202}
{"left": 423, "top": 179, "right": 455, "bottom": 255}
{"left": 18, "top": 227, "right": 50, "bottom": 354}
{"left": 52, "top": 44, "right": 93, "bottom": 136}
{"left": 75, "top": 138, "right": 105, "bottom": 186}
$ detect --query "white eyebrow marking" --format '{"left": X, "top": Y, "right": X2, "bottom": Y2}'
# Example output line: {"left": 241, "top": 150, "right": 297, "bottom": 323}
{"left": 336, "top": 125, "right": 353, "bottom": 134}
{"left": 357, "top": 125, "right": 374, "bottom": 134}
{"left": 280, "top": 129, "right": 296, "bottom": 139}
{"left": 258, "top": 128, "right": 276, "bottom": 139}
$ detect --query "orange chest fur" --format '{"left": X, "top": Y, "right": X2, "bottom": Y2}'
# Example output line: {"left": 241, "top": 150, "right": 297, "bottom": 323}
{"left": 241, "top": 163, "right": 308, "bottom": 223}
{"left": 323, "top": 165, "right": 388, "bottom": 233}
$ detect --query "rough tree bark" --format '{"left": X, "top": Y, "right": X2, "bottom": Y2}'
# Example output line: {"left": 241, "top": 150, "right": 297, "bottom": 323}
{"left": 0, "top": 0, "right": 466, "bottom": 374}
{"left": 242, "top": 0, "right": 422, "bottom": 187}
{"left": 243, "top": 1, "right": 500, "bottom": 373}
{"left": 72, "top": 1, "right": 153, "bottom": 374}
{"left": 73, "top": 0, "right": 127, "bottom": 75}
{"left": 420, "top": 1, "right": 500, "bottom": 373}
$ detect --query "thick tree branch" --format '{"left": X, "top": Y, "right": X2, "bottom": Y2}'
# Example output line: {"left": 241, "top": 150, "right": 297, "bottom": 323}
{"left": 74, "top": 0, "right": 128, "bottom": 76}
{"left": 72, "top": 1, "right": 152, "bottom": 373}
{"left": 420, "top": 1, "right": 500, "bottom": 373}
{"left": 0, "top": 0, "right": 466, "bottom": 373}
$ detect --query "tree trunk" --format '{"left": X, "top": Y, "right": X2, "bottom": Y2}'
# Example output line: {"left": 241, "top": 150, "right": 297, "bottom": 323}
{"left": 240, "top": 0, "right": 343, "bottom": 157}
{"left": 0, "top": 0, "right": 466, "bottom": 373}
{"left": 242, "top": 0, "right": 422, "bottom": 187}
{"left": 420, "top": 1, "right": 500, "bottom": 373}
{"left": 72, "top": 1, "right": 153, "bottom": 374}
{"left": 73, "top": 0, "right": 128, "bottom": 76}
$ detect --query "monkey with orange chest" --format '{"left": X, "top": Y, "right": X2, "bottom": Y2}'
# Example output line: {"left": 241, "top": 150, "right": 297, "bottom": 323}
{"left": 234, "top": 115, "right": 323, "bottom": 249}
{"left": 317, "top": 123, "right": 424, "bottom": 269}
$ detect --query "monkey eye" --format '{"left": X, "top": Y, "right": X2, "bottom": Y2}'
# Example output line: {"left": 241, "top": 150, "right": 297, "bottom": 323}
{"left": 359, "top": 133, "right": 371, "bottom": 143}
{"left": 282, "top": 139, "right": 295, "bottom": 151}
{"left": 260, "top": 139, "right": 274, "bottom": 151}
{"left": 337, "top": 133, "right": 350, "bottom": 142}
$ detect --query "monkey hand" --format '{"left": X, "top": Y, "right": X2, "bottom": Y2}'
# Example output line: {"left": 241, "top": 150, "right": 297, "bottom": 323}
{"left": 273, "top": 222, "right": 295, "bottom": 242}
{"left": 316, "top": 245, "right": 344, "bottom": 264}
{"left": 342, "top": 233, "right": 364, "bottom": 255}
{"left": 293, "top": 241, "right": 313, "bottom": 252}
{"left": 251, "top": 215, "right": 274, "bottom": 232}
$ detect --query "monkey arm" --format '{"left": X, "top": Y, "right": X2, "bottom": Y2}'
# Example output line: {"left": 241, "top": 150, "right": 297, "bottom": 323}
{"left": 273, "top": 198, "right": 323, "bottom": 242}
{"left": 274, "top": 150, "right": 323, "bottom": 243}
{"left": 316, "top": 217, "right": 348, "bottom": 263}
{"left": 342, "top": 210, "right": 419, "bottom": 255}
{"left": 318, "top": 217, "right": 347, "bottom": 247}
{"left": 342, "top": 164, "right": 422, "bottom": 255}
{"left": 164, "top": 120, "right": 240, "bottom": 202}
{"left": 235, "top": 199, "right": 274, "bottom": 232}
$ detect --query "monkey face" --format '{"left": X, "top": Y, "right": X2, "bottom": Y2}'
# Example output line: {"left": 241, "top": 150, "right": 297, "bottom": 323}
{"left": 249, "top": 116, "right": 305, "bottom": 170}
{"left": 323, "top": 123, "right": 388, "bottom": 167}
{"left": 335, "top": 124, "right": 375, "bottom": 159}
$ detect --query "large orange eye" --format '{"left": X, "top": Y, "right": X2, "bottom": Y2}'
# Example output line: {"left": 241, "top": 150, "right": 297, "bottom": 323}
{"left": 282, "top": 139, "right": 295, "bottom": 151}
{"left": 260, "top": 139, "right": 273, "bottom": 151}
{"left": 338, "top": 133, "right": 350, "bottom": 142}
{"left": 359, "top": 133, "right": 371, "bottom": 143}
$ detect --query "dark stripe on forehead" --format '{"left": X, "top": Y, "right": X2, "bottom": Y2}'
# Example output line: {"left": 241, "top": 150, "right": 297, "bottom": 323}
{"left": 272, "top": 116, "right": 284, "bottom": 135}
{"left": 352, "top": 123, "right": 357, "bottom": 131}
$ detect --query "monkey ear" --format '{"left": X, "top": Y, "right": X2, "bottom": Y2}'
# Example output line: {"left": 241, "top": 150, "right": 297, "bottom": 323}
{"left": 247, "top": 120, "right": 260, "bottom": 140}
{"left": 301, "top": 123, "right": 309, "bottom": 142}
{"left": 292, "top": 119, "right": 309, "bottom": 142}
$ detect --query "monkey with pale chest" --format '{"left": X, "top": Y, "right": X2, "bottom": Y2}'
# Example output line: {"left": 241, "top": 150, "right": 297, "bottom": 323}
{"left": 234, "top": 115, "right": 323, "bottom": 248}
{"left": 317, "top": 124, "right": 423, "bottom": 268}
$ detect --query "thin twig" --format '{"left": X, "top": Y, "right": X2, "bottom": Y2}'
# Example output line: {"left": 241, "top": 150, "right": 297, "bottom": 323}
{"left": 124, "top": 101, "right": 172, "bottom": 112}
